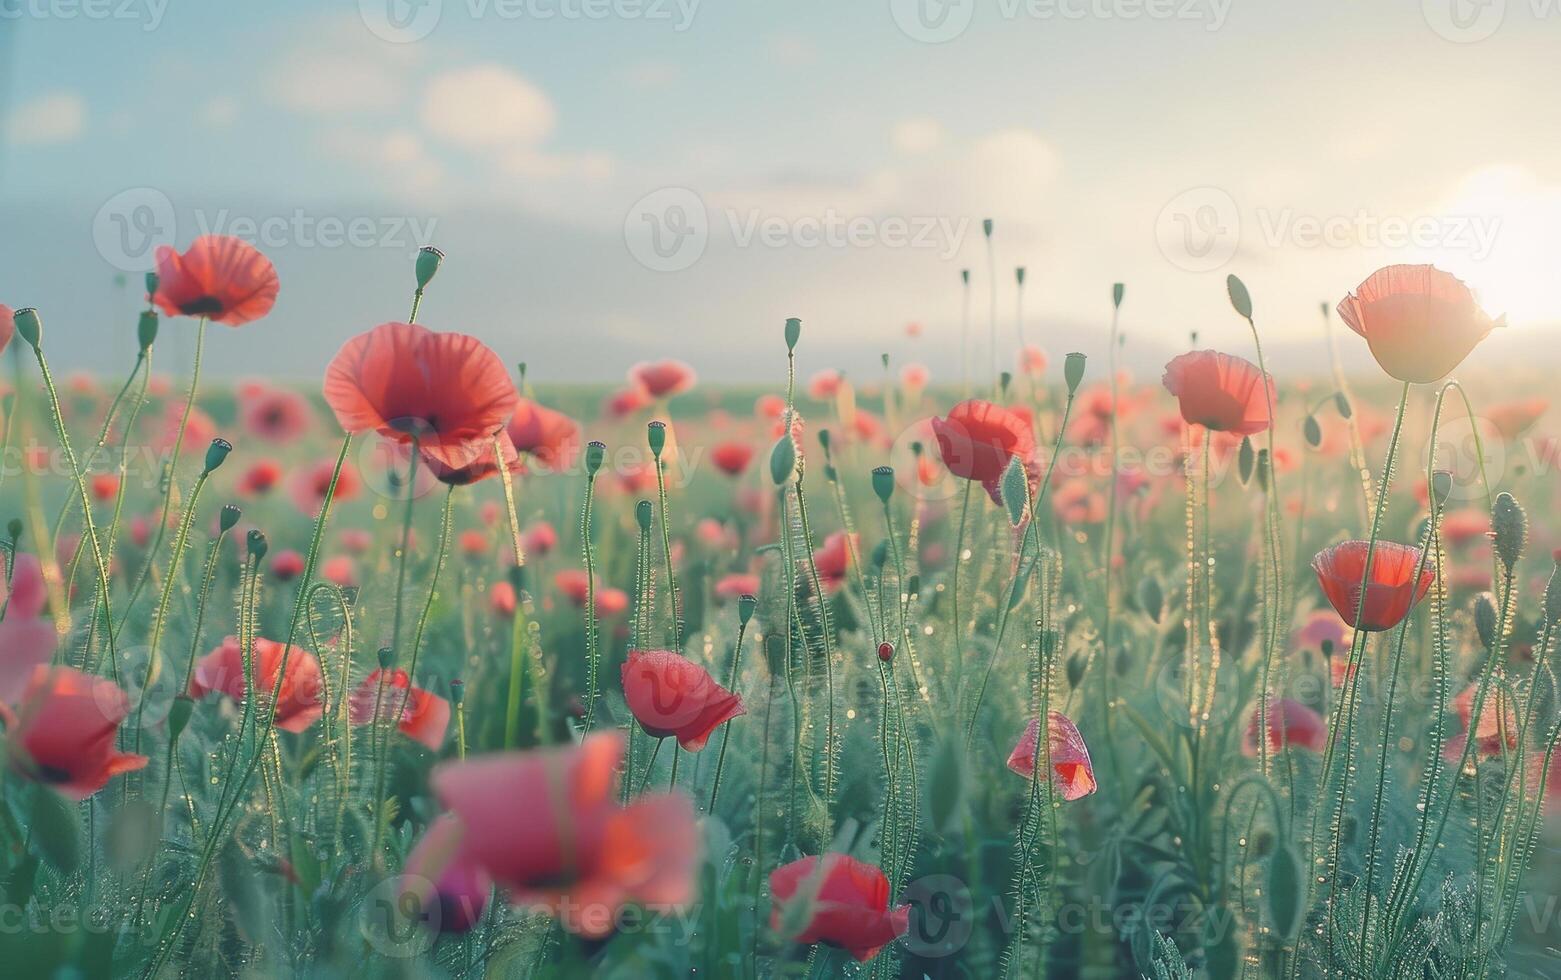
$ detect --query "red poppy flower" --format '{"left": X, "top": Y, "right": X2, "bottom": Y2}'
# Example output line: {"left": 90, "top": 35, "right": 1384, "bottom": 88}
{"left": 152, "top": 402, "right": 216, "bottom": 456}
{"left": 0, "top": 304, "right": 12, "bottom": 355}
{"left": 768, "top": 853, "right": 910, "bottom": 962}
{"left": 1051, "top": 478, "right": 1106, "bottom": 525}
{"left": 0, "top": 555, "right": 57, "bottom": 703}
{"left": 1452, "top": 683, "right": 1519, "bottom": 758}
{"left": 711, "top": 441, "right": 755, "bottom": 477}
{"left": 808, "top": 369, "right": 842, "bottom": 400}
{"left": 630, "top": 360, "right": 696, "bottom": 399}
{"left": 323, "top": 321, "right": 518, "bottom": 471}
{"left": 151, "top": 235, "right": 279, "bottom": 326}
{"left": 349, "top": 668, "right": 450, "bottom": 751}
{"left": 270, "top": 550, "right": 305, "bottom": 581}
{"left": 242, "top": 387, "right": 313, "bottom": 443}
{"left": 507, "top": 398, "right": 581, "bottom": 473}
{"left": 714, "top": 573, "right": 760, "bottom": 600}
{"left": 755, "top": 394, "right": 785, "bottom": 420}
{"left": 1440, "top": 509, "right": 1490, "bottom": 546}
{"left": 901, "top": 363, "right": 930, "bottom": 392}
{"left": 429, "top": 732, "right": 698, "bottom": 938}
{"left": 931, "top": 399, "right": 1036, "bottom": 504}
{"left": 811, "top": 532, "right": 857, "bottom": 593}
{"left": 420, "top": 430, "right": 520, "bottom": 486}
{"left": 522, "top": 521, "right": 557, "bottom": 557}
{"left": 321, "top": 556, "right": 358, "bottom": 588}
{"left": 489, "top": 581, "right": 517, "bottom": 618}
{"left": 1006, "top": 711, "right": 1097, "bottom": 800}
{"left": 1486, "top": 397, "right": 1547, "bottom": 441}
{"left": 90, "top": 473, "right": 120, "bottom": 503}
{"left": 237, "top": 459, "right": 283, "bottom": 496}
{"left": 555, "top": 569, "right": 593, "bottom": 606}
{"left": 1312, "top": 540, "right": 1435, "bottom": 632}
{"left": 400, "top": 814, "right": 492, "bottom": 933}
{"left": 1337, "top": 265, "right": 1500, "bottom": 384}
{"left": 1243, "top": 697, "right": 1326, "bottom": 755}
{"left": 189, "top": 636, "right": 325, "bottom": 733}
{"left": 1161, "top": 350, "right": 1274, "bottom": 435}
{"left": 604, "top": 386, "right": 651, "bottom": 419}
{"left": 3, "top": 667, "right": 148, "bottom": 799}
{"left": 620, "top": 649, "right": 744, "bottom": 751}
{"left": 596, "top": 588, "right": 629, "bottom": 618}
{"left": 289, "top": 456, "right": 361, "bottom": 516}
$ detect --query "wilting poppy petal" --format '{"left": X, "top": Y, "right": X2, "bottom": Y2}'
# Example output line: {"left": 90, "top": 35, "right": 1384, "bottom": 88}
{"left": 1006, "top": 711, "right": 1097, "bottom": 801}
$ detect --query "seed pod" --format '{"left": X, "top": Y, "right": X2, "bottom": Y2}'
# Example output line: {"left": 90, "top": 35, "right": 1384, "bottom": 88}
{"left": 1137, "top": 575, "right": 1164, "bottom": 624}
{"left": 1016, "top": 267, "right": 1026, "bottom": 286}
{"left": 646, "top": 420, "right": 667, "bottom": 459}
{"left": 1431, "top": 470, "right": 1453, "bottom": 511}
{"left": 219, "top": 504, "right": 242, "bottom": 532}
{"left": 1475, "top": 591, "right": 1499, "bottom": 650}
{"left": 167, "top": 695, "right": 194, "bottom": 743}
{"left": 14, "top": 308, "right": 41, "bottom": 349}
{"left": 377, "top": 646, "right": 395, "bottom": 669}
{"left": 584, "top": 440, "right": 606, "bottom": 477}
{"left": 872, "top": 465, "right": 895, "bottom": 504}
{"left": 144, "top": 271, "right": 160, "bottom": 297}
{"left": 1226, "top": 274, "right": 1253, "bottom": 319}
{"left": 1255, "top": 449, "right": 1270, "bottom": 493}
{"left": 870, "top": 539, "right": 889, "bottom": 570}
{"left": 1491, "top": 492, "right": 1526, "bottom": 571}
{"left": 817, "top": 428, "right": 832, "bottom": 457}
{"left": 635, "top": 499, "right": 653, "bottom": 532}
{"left": 137, "top": 311, "right": 159, "bottom": 352}
{"left": 415, "top": 245, "right": 444, "bottom": 290}
{"left": 738, "top": 593, "right": 757, "bottom": 626}
{"left": 1064, "top": 352, "right": 1087, "bottom": 396}
{"left": 203, "top": 438, "right": 233, "bottom": 474}
{"left": 999, "top": 371, "right": 1013, "bottom": 396}
{"left": 1238, "top": 438, "right": 1255, "bottom": 486}
{"left": 448, "top": 678, "right": 465, "bottom": 706}
{"left": 246, "top": 529, "right": 268, "bottom": 560}
{"left": 1334, "top": 391, "right": 1352, "bottom": 419}
{"left": 6, "top": 519, "right": 21, "bottom": 541}
{"left": 784, "top": 317, "right": 801, "bottom": 352}
{"left": 1112, "top": 282, "right": 1125, "bottom": 309}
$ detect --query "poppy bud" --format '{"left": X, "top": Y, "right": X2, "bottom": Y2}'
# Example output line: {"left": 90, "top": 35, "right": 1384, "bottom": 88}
{"left": 1238, "top": 438, "right": 1255, "bottom": 485}
{"left": 144, "top": 271, "right": 159, "bottom": 298}
{"left": 878, "top": 641, "right": 894, "bottom": 662}
{"left": 769, "top": 429, "right": 797, "bottom": 486}
{"left": 203, "top": 438, "right": 233, "bottom": 474}
{"left": 880, "top": 352, "right": 889, "bottom": 368}
{"left": 1303, "top": 415, "right": 1322, "bottom": 449}
{"left": 377, "top": 646, "right": 395, "bottom": 669}
{"left": 448, "top": 677, "right": 465, "bottom": 706}
{"left": 871, "top": 466, "right": 895, "bottom": 504}
{"left": 507, "top": 564, "right": 527, "bottom": 593}
{"left": 1334, "top": 392, "right": 1352, "bottom": 419}
{"left": 1064, "top": 352, "right": 1086, "bottom": 396}
{"left": 1320, "top": 638, "right": 1335, "bottom": 659}
{"left": 784, "top": 317, "right": 801, "bottom": 352}
{"left": 1137, "top": 575, "right": 1164, "bottom": 624}
{"left": 870, "top": 539, "right": 889, "bottom": 570}
{"left": 584, "top": 440, "right": 606, "bottom": 476}
{"left": 1255, "top": 449, "right": 1270, "bottom": 492}
{"left": 14, "top": 308, "right": 41, "bottom": 349}
{"left": 167, "top": 694, "right": 194, "bottom": 743}
{"left": 823, "top": 463, "right": 838, "bottom": 482}
{"left": 999, "top": 371, "right": 1012, "bottom": 396}
{"left": 219, "top": 504, "right": 241, "bottom": 532}
{"left": 246, "top": 529, "right": 268, "bottom": 560}
{"left": 1226, "top": 274, "right": 1253, "bottom": 319}
{"left": 647, "top": 420, "right": 667, "bottom": 459}
{"left": 1431, "top": 470, "right": 1454, "bottom": 510}
{"left": 1491, "top": 492, "right": 1526, "bottom": 570}
{"left": 137, "top": 311, "right": 159, "bottom": 352}
{"left": 1065, "top": 652, "right": 1085, "bottom": 689}
{"left": 906, "top": 573, "right": 919, "bottom": 596}
{"left": 738, "top": 593, "right": 757, "bottom": 626}
{"left": 6, "top": 518, "right": 21, "bottom": 541}
{"left": 1000, "top": 456, "right": 1028, "bottom": 527}
{"left": 1112, "top": 282, "right": 1124, "bottom": 309}
{"left": 1016, "top": 266, "right": 1026, "bottom": 286}
{"left": 415, "top": 246, "right": 444, "bottom": 290}
{"left": 1475, "top": 592, "right": 1498, "bottom": 649}
{"left": 961, "top": 268, "right": 969, "bottom": 285}
{"left": 635, "top": 499, "right": 653, "bottom": 532}
{"left": 983, "top": 218, "right": 994, "bottom": 238}
{"left": 817, "top": 428, "right": 832, "bottom": 457}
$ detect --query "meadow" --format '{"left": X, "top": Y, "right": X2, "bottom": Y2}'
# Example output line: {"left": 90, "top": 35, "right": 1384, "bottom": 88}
{"left": 0, "top": 237, "right": 1557, "bottom": 978}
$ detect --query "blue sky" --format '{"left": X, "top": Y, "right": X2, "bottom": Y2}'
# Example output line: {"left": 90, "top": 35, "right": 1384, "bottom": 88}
{"left": 2, "top": 0, "right": 1560, "bottom": 382}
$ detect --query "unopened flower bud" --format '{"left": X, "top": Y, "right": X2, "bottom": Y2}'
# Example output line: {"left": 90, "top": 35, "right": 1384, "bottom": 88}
{"left": 137, "top": 311, "right": 159, "bottom": 352}
{"left": 983, "top": 218, "right": 994, "bottom": 238}
{"left": 1474, "top": 592, "right": 1499, "bottom": 649}
{"left": 1112, "top": 282, "right": 1125, "bottom": 309}
{"left": 1137, "top": 575, "right": 1164, "bottom": 624}
{"left": 1431, "top": 470, "right": 1453, "bottom": 511}
{"left": 817, "top": 427, "right": 832, "bottom": 457}
{"left": 203, "top": 438, "right": 233, "bottom": 474}
{"left": 13, "top": 308, "right": 41, "bottom": 349}
{"left": 377, "top": 646, "right": 395, "bottom": 670}
{"left": 167, "top": 694, "right": 194, "bottom": 742}
{"left": 1226, "top": 274, "right": 1252, "bottom": 319}
{"left": 878, "top": 641, "right": 894, "bottom": 662}
{"left": 246, "top": 529, "right": 268, "bottom": 560}
{"left": 1491, "top": 492, "right": 1526, "bottom": 571}
{"left": 144, "top": 271, "right": 160, "bottom": 298}
{"left": 1334, "top": 392, "right": 1352, "bottom": 419}
{"left": 219, "top": 504, "right": 241, "bottom": 531}
{"left": 1064, "top": 352, "right": 1086, "bottom": 396}
{"left": 415, "top": 246, "right": 444, "bottom": 291}
{"left": 1303, "top": 415, "right": 1322, "bottom": 449}
{"left": 784, "top": 317, "right": 801, "bottom": 352}
{"left": 871, "top": 466, "right": 895, "bottom": 504}
{"left": 769, "top": 430, "right": 797, "bottom": 486}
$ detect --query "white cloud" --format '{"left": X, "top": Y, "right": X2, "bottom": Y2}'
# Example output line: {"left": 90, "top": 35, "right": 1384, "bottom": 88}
{"left": 268, "top": 20, "right": 419, "bottom": 115}
{"left": 892, "top": 117, "right": 945, "bottom": 155}
{"left": 200, "top": 96, "right": 240, "bottom": 128}
{"left": 7, "top": 92, "right": 86, "bottom": 146}
{"left": 420, "top": 65, "right": 555, "bottom": 150}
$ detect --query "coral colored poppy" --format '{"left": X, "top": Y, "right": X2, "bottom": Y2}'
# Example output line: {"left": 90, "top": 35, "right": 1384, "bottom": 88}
{"left": 349, "top": 668, "right": 450, "bottom": 751}
{"left": 270, "top": 550, "right": 305, "bottom": 581}
{"left": 1006, "top": 711, "right": 1097, "bottom": 800}
{"left": 289, "top": 455, "right": 361, "bottom": 516}
{"left": 768, "top": 853, "right": 910, "bottom": 962}
{"left": 0, "top": 304, "right": 12, "bottom": 355}
{"left": 507, "top": 398, "right": 580, "bottom": 473}
{"left": 1051, "top": 478, "right": 1106, "bottom": 525}
{"left": 151, "top": 235, "right": 279, "bottom": 326}
{"left": 621, "top": 649, "right": 744, "bottom": 751}
{"left": 714, "top": 573, "right": 760, "bottom": 600}
{"left": 458, "top": 530, "right": 488, "bottom": 556}
{"left": 1019, "top": 345, "right": 1047, "bottom": 376}
{"left": 0, "top": 555, "right": 56, "bottom": 703}
{"left": 190, "top": 636, "right": 324, "bottom": 733}
{"left": 429, "top": 733, "right": 698, "bottom": 938}
{"left": 153, "top": 402, "right": 217, "bottom": 457}
{"left": 811, "top": 532, "right": 857, "bottom": 593}
{"left": 321, "top": 556, "right": 358, "bottom": 588}
{"left": 901, "top": 363, "right": 930, "bottom": 393}
{"left": 3, "top": 667, "right": 148, "bottom": 799}
{"left": 420, "top": 430, "right": 520, "bottom": 486}
{"left": 1243, "top": 697, "right": 1326, "bottom": 755}
{"left": 237, "top": 459, "right": 284, "bottom": 496}
{"left": 630, "top": 360, "right": 696, "bottom": 399}
{"left": 807, "top": 369, "right": 842, "bottom": 400}
{"left": 323, "top": 322, "right": 518, "bottom": 470}
{"left": 90, "top": 472, "right": 119, "bottom": 503}
{"left": 1336, "top": 264, "right": 1500, "bottom": 384}
{"left": 400, "top": 814, "right": 492, "bottom": 933}
{"left": 755, "top": 394, "right": 786, "bottom": 420}
{"left": 711, "top": 441, "right": 755, "bottom": 477}
{"left": 1452, "top": 683, "right": 1519, "bottom": 758}
{"left": 932, "top": 399, "right": 1036, "bottom": 504}
{"left": 522, "top": 521, "right": 557, "bottom": 557}
{"left": 1440, "top": 509, "right": 1490, "bottom": 546}
{"left": 1311, "top": 540, "right": 1435, "bottom": 632}
{"left": 489, "top": 580, "right": 517, "bottom": 618}
{"left": 1161, "top": 350, "right": 1274, "bottom": 435}
{"left": 242, "top": 387, "right": 313, "bottom": 443}
{"left": 604, "top": 386, "right": 651, "bottom": 419}
{"left": 1486, "top": 397, "right": 1547, "bottom": 441}
{"left": 555, "top": 569, "right": 594, "bottom": 606}
{"left": 1293, "top": 608, "right": 1351, "bottom": 657}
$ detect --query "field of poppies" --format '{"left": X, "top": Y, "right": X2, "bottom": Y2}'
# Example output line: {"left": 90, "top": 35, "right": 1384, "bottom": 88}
{"left": 1, "top": 237, "right": 1558, "bottom": 978}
